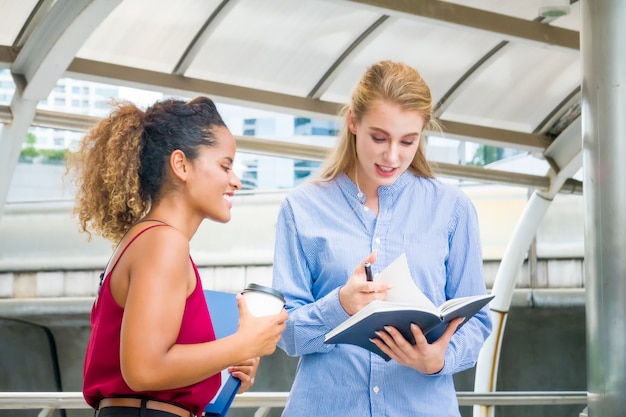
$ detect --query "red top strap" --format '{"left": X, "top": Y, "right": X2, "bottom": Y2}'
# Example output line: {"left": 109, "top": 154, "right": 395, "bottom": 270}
{"left": 109, "top": 223, "right": 167, "bottom": 276}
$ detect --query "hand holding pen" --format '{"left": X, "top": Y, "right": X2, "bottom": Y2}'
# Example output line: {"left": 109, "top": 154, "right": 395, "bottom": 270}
{"left": 338, "top": 253, "right": 390, "bottom": 316}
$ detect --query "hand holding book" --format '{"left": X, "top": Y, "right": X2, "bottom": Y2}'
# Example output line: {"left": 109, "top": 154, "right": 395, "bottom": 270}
{"left": 325, "top": 254, "right": 494, "bottom": 361}
{"left": 370, "top": 315, "right": 466, "bottom": 373}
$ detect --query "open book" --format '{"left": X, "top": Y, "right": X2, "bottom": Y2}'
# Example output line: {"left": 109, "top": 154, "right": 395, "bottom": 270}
{"left": 324, "top": 254, "right": 494, "bottom": 361}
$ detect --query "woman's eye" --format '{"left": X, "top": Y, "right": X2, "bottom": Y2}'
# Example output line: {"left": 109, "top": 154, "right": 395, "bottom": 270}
{"left": 372, "top": 136, "right": 385, "bottom": 142}
{"left": 401, "top": 140, "right": 416, "bottom": 146}
{"left": 222, "top": 165, "right": 232, "bottom": 172}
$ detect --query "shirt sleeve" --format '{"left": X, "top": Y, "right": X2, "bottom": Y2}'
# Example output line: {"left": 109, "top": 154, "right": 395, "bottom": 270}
{"left": 272, "top": 198, "right": 351, "bottom": 357}
{"left": 434, "top": 193, "right": 493, "bottom": 375}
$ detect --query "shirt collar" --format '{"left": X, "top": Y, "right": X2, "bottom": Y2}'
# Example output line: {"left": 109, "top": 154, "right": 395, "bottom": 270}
{"left": 336, "top": 171, "right": 413, "bottom": 203}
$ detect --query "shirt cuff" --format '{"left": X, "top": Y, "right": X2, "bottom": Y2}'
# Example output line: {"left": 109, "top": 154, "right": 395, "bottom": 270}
{"left": 318, "top": 287, "right": 351, "bottom": 330}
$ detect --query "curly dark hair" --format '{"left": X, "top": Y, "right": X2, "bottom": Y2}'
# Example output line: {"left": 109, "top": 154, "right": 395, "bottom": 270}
{"left": 66, "top": 96, "right": 226, "bottom": 242}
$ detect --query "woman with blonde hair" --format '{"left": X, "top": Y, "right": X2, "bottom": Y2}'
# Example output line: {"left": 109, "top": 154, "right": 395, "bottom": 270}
{"left": 68, "top": 96, "right": 287, "bottom": 417}
{"left": 273, "top": 61, "right": 492, "bottom": 417}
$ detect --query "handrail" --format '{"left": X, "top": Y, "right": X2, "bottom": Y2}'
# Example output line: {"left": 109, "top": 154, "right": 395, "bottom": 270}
{"left": 0, "top": 391, "right": 588, "bottom": 409}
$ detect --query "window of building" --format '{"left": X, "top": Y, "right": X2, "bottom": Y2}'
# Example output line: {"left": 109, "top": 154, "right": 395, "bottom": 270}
{"left": 53, "top": 136, "right": 65, "bottom": 147}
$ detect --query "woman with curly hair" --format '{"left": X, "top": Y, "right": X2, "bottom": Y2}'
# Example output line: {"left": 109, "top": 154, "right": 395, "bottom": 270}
{"left": 67, "top": 96, "right": 287, "bottom": 417}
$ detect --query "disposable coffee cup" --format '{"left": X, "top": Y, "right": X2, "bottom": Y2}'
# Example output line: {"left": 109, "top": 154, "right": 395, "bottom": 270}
{"left": 242, "top": 283, "right": 285, "bottom": 317}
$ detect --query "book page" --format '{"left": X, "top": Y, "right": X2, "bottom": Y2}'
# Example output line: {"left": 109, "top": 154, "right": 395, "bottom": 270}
{"left": 438, "top": 295, "right": 478, "bottom": 313}
{"left": 438, "top": 294, "right": 494, "bottom": 317}
{"left": 376, "top": 253, "right": 437, "bottom": 312}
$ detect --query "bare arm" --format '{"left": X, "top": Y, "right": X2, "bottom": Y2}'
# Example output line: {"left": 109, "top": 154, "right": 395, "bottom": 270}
{"left": 116, "top": 227, "right": 286, "bottom": 391}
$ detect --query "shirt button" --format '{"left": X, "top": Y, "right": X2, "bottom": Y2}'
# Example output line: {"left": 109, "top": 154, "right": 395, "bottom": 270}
{"left": 374, "top": 237, "right": 380, "bottom": 244}
{"left": 363, "top": 206, "right": 370, "bottom": 211}
{"left": 373, "top": 386, "right": 380, "bottom": 393}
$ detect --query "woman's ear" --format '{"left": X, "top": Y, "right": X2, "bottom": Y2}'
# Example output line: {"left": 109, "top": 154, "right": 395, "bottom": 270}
{"left": 348, "top": 110, "right": 357, "bottom": 135}
{"left": 169, "top": 149, "right": 188, "bottom": 181}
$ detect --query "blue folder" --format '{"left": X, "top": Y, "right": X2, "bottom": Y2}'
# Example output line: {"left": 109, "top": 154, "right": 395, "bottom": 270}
{"left": 203, "top": 290, "right": 242, "bottom": 417}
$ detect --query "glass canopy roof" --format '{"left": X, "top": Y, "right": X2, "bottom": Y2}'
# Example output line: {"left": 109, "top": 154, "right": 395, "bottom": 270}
{"left": 0, "top": 0, "right": 584, "bottom": 203}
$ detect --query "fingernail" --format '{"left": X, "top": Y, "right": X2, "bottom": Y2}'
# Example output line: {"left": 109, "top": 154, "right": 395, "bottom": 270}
{"left": 369, "top": 338, "right": 377, "bottom": 344}
{"left": 383, "top": 326, "right": 392, "bottom": 332}
{"left": 374, "top": 331, "right": 383, "bottom": 337}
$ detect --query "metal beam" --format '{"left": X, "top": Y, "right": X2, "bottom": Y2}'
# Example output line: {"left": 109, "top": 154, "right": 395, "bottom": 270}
{"left": 435, "top": 41, "right": 509, "bottom": 117}
{"left": 544, "top": 117, "right": 582, "bottom": 172}
{"left": 440, "top": 120, "right": 552, "bottom": 153}
{"left": 0, "top": 290, "right": 585, "bottom": 325}
{"left": 0, "top": 104, "right": 577, "bottom": 191}
{"left": 172, "top": 0, "right": 239, "bottom": 75}
{"left": 435, "top": 14, "right": 556, "bottom": 119}
{"left": 307, "top": 15, "right": 390, "bottom": 99}
{"left": 473, "top": 118, "right": 584, "bottom": 416}
{"left": 0, "top": 391, "right": 588, "bottom": 410}
{"left": 66, "top": 58, "right": 344, "bottom": 120}
{"left": 0, "top": 105, "right": 104, "bottom": 131}
{"left": 342, "top": 0, "right": 579, "bottom": 51}
{"left": 0, "top": 46, "right": 14, "bottom": 66}
{"left": 63, "top": 60, "right": 551, "bottom": 154}
{"left": 0, "top": 110, "right": 565, "bottom": 191}
{"left": 236, "top": 135, "right": 555, "bottom": 191}
{"left": 11, "top": 0, "right": 116, "bottom": 100}
{"left": 235, "top": 136, "right": 330, "bottom": 162}
{"left": 534, "top": 87, "right": 581, "bottom": 136}
{"left": 33, "top": 109, "right": 101, "bottom": 132}
{"left": 4, "top": 288, "right": 588, "bottom": 313}
{"left": 0, "top": 97, "right": 38, "bottom": 221}
{"left": 2, "top": 102, "right": 554, "bottom": 160}
{"left": 11, "top": 0, "right": 57, "bottom": 49}
{"left": 0, "top": 105, "right": 11, "bottom": 124}
{"left": 0, "top": 0, "right": 123, "bottom": 223}
{"left": 582, "top": 1, "right": 626, "bottom": 415}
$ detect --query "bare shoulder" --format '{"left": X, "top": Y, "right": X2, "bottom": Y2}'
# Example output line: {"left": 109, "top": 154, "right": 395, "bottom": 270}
{"left": 107, "top": 224, "right": 192, "bottom": 304}
{"left": 129, "top": 224, "right": 188, "bottom": 256}
{"left": 113, "top": 224, "right": 190, "bottom": 270}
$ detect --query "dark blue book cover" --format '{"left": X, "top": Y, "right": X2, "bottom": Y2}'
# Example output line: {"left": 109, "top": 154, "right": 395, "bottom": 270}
{"left": 324, "top": 294, "right": 494, "bottom": 361}
{"left": 203, "top": 290, "right": 242, "bottom": 417}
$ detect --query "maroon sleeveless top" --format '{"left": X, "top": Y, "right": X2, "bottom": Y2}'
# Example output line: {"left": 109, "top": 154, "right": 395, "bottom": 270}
{"left": 82, "top": 225, "right": 221, "bottom": 416}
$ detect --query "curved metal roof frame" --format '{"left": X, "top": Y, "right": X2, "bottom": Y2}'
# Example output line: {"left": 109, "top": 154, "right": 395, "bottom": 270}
{"left": 0, "top": 0, "right": 584, "bottom": 216}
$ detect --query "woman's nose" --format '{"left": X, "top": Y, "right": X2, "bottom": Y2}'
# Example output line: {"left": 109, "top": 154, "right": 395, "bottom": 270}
{"left": 231, "top": 172, "right": 242, "bottom": 190}
{"left": 384, "top": 144, "right": 399, "bottom": 164}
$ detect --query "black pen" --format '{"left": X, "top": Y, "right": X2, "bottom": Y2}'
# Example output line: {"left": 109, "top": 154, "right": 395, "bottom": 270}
{"left": 364, "top": 262, "right": 374, "bottom": 282}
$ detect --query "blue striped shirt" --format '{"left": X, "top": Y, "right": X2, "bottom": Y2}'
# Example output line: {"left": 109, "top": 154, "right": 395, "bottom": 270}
{"left": 272, "top": 172, "right": 492, "bottom": 417}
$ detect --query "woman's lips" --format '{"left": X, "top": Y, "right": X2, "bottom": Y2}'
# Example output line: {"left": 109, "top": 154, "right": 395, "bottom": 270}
{"left": 375, "top": 164, "right": 397, "bottom": 177}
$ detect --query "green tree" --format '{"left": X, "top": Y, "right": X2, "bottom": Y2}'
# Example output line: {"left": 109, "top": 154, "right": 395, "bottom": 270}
{"left": 25, "top": 132, "right": 36, "bottom": 145}
{"left": 39, "top": 148, "right": 67, "bottom": 163}
{"left": 19, "top": 146, "right": 38, "bottom": 160}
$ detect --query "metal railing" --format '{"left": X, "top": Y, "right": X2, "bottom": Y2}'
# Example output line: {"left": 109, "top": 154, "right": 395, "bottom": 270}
{"left": 0, "top": 391, "right": 588, "bottom": 417}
